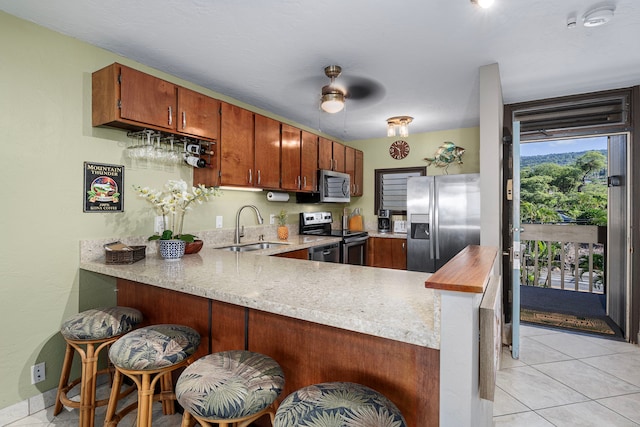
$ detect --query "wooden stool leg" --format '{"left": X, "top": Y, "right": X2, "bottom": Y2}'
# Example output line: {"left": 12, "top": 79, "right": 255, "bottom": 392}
{"left": 104, "top": 369, "right": 124, "bottom": 427}
{"left": 78, "top": 342, "right": 98, "bottom": 427}
{"left": 54, "top": 343, "right": 75, "bottom": 415}
{"left": 136, "top": 373, "right": 154, "bottom": 427}
{"left": 160, "top": 372, "right": 175, "bottom": 415}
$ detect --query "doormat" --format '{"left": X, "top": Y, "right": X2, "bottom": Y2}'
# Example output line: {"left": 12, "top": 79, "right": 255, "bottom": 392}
{"left": 520, "top": 308, "right": 616, "bottom": 336}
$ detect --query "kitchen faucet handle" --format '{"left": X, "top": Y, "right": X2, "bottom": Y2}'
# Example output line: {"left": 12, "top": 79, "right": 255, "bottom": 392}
{"left": 240, "top": 225, "right": 245, "bottom": 238}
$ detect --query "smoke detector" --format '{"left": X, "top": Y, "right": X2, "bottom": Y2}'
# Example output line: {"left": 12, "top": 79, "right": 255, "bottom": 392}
{"left": 583, "top": 6, "right": 615, "bottom": 27}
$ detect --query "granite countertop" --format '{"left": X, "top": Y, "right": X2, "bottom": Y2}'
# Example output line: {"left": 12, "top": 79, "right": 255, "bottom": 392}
{"left": 366, "top": 230, "right": 408, "bottom": 239}
{"left": 79, "top": 234, "right": 440, "bottom": 349}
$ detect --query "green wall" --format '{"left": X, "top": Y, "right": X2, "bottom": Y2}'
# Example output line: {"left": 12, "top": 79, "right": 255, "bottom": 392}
{"left": 0, "top": 11, "right": 479, "bottom": 412}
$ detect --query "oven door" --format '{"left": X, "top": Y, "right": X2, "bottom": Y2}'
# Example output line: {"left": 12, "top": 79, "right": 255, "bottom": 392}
{"left": 342, "top": 235, "right": 369, "bottom": 265}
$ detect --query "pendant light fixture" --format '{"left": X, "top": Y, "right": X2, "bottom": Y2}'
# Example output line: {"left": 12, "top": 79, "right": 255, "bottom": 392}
{"left": 386, "top": 116, "right": 413, "bottom": 137}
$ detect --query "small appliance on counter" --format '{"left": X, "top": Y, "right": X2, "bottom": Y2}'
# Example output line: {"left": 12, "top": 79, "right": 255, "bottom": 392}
{"left": 377, "top": 209, "right": 391, "bottom": 233}
{"left": 393, "top": 220, "right": 407, "bottom": 233}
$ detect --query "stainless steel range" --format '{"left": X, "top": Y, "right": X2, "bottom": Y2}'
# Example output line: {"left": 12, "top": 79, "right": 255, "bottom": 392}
{"left": 299, "top": 212, "right": 369, "bottom": 265}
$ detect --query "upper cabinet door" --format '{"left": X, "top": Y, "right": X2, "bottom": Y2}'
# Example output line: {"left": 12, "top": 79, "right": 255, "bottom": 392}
{"left": 255, "top": 115, "right": 281, "bottom": 189}
{"left": 177, "top": 87, "right": 220, "bottom": 140}
{"left": 345, "top": 146, "right": 355, "bottom": 192}
{"left": 220, "top": 102, "right": 255, "bottom": 186}
{"left": 119, "top": 64, "right": 176, "bottom": 130}
{"left": 281, "top": 124, "right": 301, "bottom": 191}
{"left": 332, "top": 141, "right": 346, "bottom": 173}
{"left": 318, "top": 137, "right": 333, "bottom": 170}
{"left": 300, "top": 131, "right": 318, "bottom": 192}
{"left": 354, "top": 149, "right": 364, "bottom": 196}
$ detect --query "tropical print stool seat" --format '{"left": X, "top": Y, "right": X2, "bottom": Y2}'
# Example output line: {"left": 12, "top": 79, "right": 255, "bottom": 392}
{"left": 176, "top": 350, "right": 285, "bottom": 427}
{"left": 54, "top": 306, "right": 143, "bottom": 427}
{"left": 104, "top": 324, "right": 201, "bottom": 427}
{"left": 274, "top": 381, "right": 407, "bottom": 427}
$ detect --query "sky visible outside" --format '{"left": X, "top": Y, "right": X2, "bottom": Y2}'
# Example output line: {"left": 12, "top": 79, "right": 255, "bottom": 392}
{"left": 520, "top": 137, "right": 608, "bottom": 157}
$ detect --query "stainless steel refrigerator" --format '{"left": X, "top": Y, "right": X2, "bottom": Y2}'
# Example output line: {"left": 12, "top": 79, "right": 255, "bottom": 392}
{"left": 407, "top": 173, "right": 480, "bottom": 273}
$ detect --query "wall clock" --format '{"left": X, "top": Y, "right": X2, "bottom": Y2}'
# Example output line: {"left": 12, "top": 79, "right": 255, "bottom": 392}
{"left": 389, "top": 140, "right": 410, "bottom": 160}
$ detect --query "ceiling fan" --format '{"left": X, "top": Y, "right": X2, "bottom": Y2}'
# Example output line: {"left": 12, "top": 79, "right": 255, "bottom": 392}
{"left": 319, "top": 65, "right": 384, "bottom": 114}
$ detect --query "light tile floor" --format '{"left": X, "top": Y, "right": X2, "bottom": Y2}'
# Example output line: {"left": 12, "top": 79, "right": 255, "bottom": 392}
{"left": 4, "top": 384, "right": 183, "bottom": 427}
{"left": 494, "top": 324, "right": 640, "bottom": 426}
{"left": 7, "top": 324, "right": 640, "bottom": 426}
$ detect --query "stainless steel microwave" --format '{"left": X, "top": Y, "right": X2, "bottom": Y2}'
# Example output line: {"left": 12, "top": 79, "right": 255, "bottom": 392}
{"left": 296, "top": 170, "right": 351, "bottom": 204}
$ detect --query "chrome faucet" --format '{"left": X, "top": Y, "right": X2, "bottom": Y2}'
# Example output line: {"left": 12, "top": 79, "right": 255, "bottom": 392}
{"left": 234, "top": 205, "right": 264, "bottom": 244}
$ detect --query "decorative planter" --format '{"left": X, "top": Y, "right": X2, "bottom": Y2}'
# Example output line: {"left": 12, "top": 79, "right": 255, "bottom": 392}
{"left": 159, "top": 239, "right": 186, "bottom": 261}
{"left": 184, "top": 239, "right": 204, "bottom": 255}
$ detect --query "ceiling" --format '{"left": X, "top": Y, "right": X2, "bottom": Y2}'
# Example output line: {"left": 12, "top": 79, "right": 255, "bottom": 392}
{"left": 2, "top": 0, "right": 639, "bottom": 141}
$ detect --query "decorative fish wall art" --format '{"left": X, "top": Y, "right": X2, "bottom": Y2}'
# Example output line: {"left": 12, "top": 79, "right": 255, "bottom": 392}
{"left": 424, "top": 141, "right": 465, "bottom": 174}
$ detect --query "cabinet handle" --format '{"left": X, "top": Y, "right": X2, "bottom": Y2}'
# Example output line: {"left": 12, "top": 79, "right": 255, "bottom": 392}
{"left": 257, "top": 170, "right": 261, "bottom": 185}
{"left": 402, "top": 242, "right": 406, "bottom": 251}
{"left": 168, "top": 106, "right": 173, "bottom": 126}
{"left": 182, "top": 111, "right": 186, "bottom": 129}
{"left": 303, "top": 176, "right": 307, "bottom": 189}
{"left": 248, "top": 169, "right": 253, "bottom": 184}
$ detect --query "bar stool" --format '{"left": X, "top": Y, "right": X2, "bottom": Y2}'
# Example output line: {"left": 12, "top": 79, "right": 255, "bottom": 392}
{"left": 54, "top": 306, "right": 143, "bottom": 427}
{"left": 274, "top": 382, "right": 407, "bottom": 427}
{"left": 176, "top": 350, "right": 285, "bottom": 427}
{"left": 104, "top": 324, "right": 201, "bottom": 427}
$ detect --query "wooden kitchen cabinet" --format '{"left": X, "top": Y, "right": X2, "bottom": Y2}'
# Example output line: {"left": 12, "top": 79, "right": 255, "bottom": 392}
{"left": 274, "top": 248, "right": 309, "bottom": 260}
{"left": 367, "top": 237, "right": 407, "bottom": 270}
{"left": 318, "top": 137, "right": 333, "bottom": 170}
{"left": 318, "top": 137, "right": 346, "bottom": 172}
{"left": 219, "top": 102, "right": 255, "bottom": 186}
{"left": 354, "top": 149, "right": 364, "bottom": 196}
{"left": 281, "top": 124, "right": 302, "bottom": 191}
{"left": 300, "top": 131, "right": 318, "bottom": 192}
{"left": 93, "top": 63, "right": 221, "bottom": 142}
{"left": 177, "top": 86, "right": 220, "bottom": 140}
{"left": 254, "top": 114, "right": 281, "bottom": 189}
{"left": 93, "top": 63, "right": 177, "bottom": 132}
{"left": 332, "top": 141, "right": 346, "bottom": 172}
{"left": 345, "top": 146, "right": 364, "bottom": 196}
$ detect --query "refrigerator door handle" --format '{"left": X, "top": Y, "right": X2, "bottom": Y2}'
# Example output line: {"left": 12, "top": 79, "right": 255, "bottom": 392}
{"left": 433, "top": 178, "right": 439, "bottom": 260}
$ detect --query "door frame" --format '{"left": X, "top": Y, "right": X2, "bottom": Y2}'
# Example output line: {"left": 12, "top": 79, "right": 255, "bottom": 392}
{"left": 503, "top": 86, "right": 639, "bottom": 343}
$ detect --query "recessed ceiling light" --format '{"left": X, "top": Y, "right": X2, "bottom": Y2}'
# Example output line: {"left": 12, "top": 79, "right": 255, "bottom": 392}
{"left": 583, "top": 6, "right": 614, "bottom": 27}
{"left": 471, "top": 0, "right": 495, "bottom": 9}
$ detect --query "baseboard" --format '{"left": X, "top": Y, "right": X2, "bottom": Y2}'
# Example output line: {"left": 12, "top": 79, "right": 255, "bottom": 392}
{"left": 0, "top": 387, "right": 58, "bottom": 426}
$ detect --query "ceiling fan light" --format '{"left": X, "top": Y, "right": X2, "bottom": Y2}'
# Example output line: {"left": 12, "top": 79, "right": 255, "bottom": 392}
{"left": 321, "top": 90, "right": 345, "bottom": 114}
{"left": 387, "top": 123, "right": 396, "bottom": 137}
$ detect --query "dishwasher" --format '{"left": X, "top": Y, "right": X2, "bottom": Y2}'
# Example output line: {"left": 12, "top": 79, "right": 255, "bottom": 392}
{"left": 308, "top": 242, "right": 340, "bottom": 263}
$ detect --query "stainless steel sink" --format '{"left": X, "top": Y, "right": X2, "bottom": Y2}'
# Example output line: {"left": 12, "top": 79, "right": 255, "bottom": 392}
{"left": 217, "top": 242, "right": 289, "bottom": 252}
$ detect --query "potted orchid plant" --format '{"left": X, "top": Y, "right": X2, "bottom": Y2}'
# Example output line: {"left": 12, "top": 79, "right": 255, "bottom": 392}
{"left": 133, "top": 179, "right": 220, "bottom": 259}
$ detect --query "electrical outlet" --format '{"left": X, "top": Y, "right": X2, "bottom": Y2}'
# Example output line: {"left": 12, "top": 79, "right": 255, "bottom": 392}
{"left": 216, "top": 216, "right": 223, "bottom": 229}
{"left": 270, "top": 214, "right": 276, "bottom": 225}
{"left": 31, "top": 362, "right": 45, "bottom": 384}
{"left": 154, "top": 216, "right": 165, "bottom": 234}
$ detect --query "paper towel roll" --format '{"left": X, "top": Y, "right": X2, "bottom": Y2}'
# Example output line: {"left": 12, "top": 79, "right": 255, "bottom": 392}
{"left": 266, "top": 191, "right": 289, "bottom": 202}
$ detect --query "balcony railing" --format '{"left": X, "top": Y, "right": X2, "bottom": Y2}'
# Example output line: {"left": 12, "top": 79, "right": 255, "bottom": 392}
{"left": 520, "top": 224, "right": 606, "bottom": 294}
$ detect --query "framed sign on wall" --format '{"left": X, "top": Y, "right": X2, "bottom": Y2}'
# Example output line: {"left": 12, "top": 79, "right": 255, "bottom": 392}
{"left": 83, "top": 162, "right": 124, "bottom": 212}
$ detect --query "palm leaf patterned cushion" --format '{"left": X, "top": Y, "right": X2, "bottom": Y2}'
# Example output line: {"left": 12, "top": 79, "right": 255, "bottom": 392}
{"left": 108, "top": 324, "right": 200, "bottom": 370}
{"left": 176, "top": 350, "right": 284, "bottom": 421}
{"left": 60, "top": 306, "right": 143, "bottom": 341}
{"left": 274, "top": 382, "right": 407, "bottom": 427}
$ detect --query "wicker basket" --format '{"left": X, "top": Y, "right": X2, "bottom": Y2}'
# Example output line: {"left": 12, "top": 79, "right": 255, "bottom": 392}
{"left": 105, "top": 245, "right": 146, "bottom": 265}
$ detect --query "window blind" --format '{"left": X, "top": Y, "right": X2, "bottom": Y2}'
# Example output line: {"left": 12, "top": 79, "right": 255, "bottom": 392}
{"left": 381, "top": 172, "right": 421, "bottom": 211}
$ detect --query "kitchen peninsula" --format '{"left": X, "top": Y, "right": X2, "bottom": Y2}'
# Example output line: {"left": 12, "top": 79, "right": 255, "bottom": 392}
{"left": 79, "top": 238, "right": 496, "bottom": 427}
